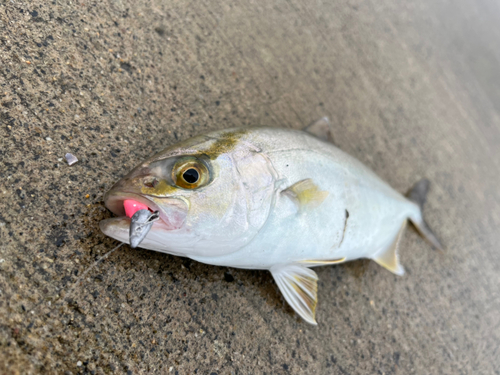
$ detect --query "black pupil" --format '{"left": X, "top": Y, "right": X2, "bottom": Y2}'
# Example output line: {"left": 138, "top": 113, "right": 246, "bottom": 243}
{"left": 183, "top": 168, "right": 199, "bottom": 184}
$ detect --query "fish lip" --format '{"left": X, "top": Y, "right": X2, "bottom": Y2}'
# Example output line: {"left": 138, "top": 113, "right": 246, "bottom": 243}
{"left": 103, "top": 190, "right": 177, "bottom": 230}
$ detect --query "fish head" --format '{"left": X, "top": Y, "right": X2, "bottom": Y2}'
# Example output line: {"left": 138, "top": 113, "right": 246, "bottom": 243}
{"left": 100, "top": 129, "right": 277, "bottom": 258}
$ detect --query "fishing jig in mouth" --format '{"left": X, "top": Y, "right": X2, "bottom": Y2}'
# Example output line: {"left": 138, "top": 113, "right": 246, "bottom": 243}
{"left": 129, "top": 209, "right": 160, "bottom": 248}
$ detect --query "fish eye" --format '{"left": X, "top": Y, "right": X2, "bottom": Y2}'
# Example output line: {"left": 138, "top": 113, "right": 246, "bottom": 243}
{"left": 172, "top": 158, "right": 209, "bottom": 189}
{"left": 182, "top": 168, "right": 199, "bottom": 184}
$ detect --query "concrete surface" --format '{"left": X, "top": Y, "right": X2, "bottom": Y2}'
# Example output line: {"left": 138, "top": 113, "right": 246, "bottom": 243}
{"left": 1, "top": 0, "right": 499, "bottom": 373}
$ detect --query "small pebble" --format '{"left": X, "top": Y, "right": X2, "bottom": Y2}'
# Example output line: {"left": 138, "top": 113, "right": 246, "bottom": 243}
{"left": 77, "top": 361, "right": 82, "bottom": 367}
{"left": 65, "top": 153, "right": 78, "bottom": 166}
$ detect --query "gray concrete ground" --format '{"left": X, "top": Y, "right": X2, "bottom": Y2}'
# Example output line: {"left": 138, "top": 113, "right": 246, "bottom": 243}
{"left": 1, "top": 0, "right": 500, "bottom": 374}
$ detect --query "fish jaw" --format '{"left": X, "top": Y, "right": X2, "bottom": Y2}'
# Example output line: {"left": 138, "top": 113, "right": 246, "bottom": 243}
{"left": 101, "top": 190, "right": 189, "bottom": 240}
{"left": 99, "top": 216, "right": 134, "bottom": 245}
{"left": 99, "top": 216, "right": 189, "bottom": 255}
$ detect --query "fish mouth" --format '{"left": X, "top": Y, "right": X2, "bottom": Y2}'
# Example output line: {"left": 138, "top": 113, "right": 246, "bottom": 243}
{"left": 102, "top": 191, "right": 188, "bottom": 231}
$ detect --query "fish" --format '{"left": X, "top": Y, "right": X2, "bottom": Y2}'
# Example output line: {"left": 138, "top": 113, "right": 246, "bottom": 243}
{"left": 100, "top": 118, "right": 443, "bottom": 324}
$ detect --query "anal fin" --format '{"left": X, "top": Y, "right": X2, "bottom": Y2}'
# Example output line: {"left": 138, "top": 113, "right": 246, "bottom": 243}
{"left": 372, "top": 220, "right": 406, "bottom": 276}
{"left": 270, "top": 264, "right": 319, "bottom": 325}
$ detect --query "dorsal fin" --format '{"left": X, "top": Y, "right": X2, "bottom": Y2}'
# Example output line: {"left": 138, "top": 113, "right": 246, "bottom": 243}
{"left": 282, "top": 179, "right": 329, "bottom": 212}
{"left": 372, "top": 220, "right": 406, "bottom": 276}
{"left": 303, "top": 117, "right": 335, "bottom": 144}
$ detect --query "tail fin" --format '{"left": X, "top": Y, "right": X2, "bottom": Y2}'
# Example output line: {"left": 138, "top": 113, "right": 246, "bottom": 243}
{"left": 407, "top": 178, "right": 444, "bottom": 251}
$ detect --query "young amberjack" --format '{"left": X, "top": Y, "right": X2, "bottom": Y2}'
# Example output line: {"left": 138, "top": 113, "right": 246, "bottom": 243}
{"left": 100, "top": 118, "right": 442, "bottom": 324}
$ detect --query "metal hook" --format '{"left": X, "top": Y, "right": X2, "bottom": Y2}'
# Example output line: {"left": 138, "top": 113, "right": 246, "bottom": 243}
{"left": 129, "top": 210, "right": 160, "bottom": 248}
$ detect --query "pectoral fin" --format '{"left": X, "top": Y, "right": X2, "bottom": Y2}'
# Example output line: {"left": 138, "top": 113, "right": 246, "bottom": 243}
{"left": 372, "top": 220, "right": 406, "bottom": 276}
{"left": 303, "top": 117, "right": 335, "bottom": 144}
{"left": 282, "top": 179, "right": 329, "bottom": 211}
{"left": 270, "top": 264, "right": 319, "bottom": 325}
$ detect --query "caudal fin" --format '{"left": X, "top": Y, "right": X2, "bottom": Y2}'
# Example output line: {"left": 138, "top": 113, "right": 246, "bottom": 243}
{"left": 406, "top": 178, "right": 444, "bottom": 251}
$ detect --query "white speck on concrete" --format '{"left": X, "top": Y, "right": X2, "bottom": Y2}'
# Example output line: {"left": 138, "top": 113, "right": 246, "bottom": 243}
{"left": 65, "top": 153, "right": 78, "bottom": 166}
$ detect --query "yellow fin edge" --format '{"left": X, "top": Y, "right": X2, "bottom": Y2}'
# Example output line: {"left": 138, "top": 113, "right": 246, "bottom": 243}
{"left": 299, "top": 257, "right": 346, "bottom": 266}
{"left": 372, "top": 221, "right": 406, "bottom": 276}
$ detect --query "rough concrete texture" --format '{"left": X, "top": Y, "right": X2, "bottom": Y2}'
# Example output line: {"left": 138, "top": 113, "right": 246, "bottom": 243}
{"left": 1, "top": 0, "right": 499, "bottom": 373}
